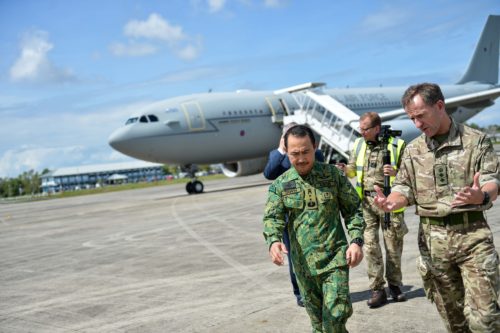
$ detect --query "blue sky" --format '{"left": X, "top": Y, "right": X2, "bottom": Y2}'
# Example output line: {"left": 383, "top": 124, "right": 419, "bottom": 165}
{"left": 0, "top": 0, "right": 499, "bottom": 178}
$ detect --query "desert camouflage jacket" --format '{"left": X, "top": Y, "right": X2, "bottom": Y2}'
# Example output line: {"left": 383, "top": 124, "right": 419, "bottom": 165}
{"left": 392, "top": 119, "right": 500, "bottom": 217}
{"left": 263, "top": 162, "right": 365, "bottom": 276}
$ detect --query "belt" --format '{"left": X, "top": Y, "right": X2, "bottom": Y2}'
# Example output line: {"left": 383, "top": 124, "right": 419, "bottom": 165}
{"left": 364, "top": 190, "right": 377, "bottom": 197}
{"left": 420, "top": 211, "right": 485, "bottom": 226}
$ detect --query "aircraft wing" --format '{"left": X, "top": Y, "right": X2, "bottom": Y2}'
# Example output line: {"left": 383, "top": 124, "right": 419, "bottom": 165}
{"left": 445, "top": 86, "right": 500, "bottom": 107}
{"left": 379, "top": 86, "right": 500, "bottom": 121}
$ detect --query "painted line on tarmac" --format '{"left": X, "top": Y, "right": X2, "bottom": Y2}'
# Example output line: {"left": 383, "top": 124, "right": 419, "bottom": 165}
{"left": 170, "top": 196, "right": 274, "bottom": 291}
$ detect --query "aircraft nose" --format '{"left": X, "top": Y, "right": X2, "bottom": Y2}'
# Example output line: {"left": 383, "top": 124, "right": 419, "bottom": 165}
{"left": 108, "top": 127, "right": 129, "bottom": 153}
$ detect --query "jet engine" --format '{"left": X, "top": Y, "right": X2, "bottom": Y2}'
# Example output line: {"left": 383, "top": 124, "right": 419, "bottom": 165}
{"left": 221, "top": 156, "right": 268, "bottom": 178}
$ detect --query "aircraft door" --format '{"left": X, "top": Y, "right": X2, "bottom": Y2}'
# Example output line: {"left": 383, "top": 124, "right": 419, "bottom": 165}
{"left": 265, "top": 97, "right": 288, "bottom": 123}
{"left": 181, "top": 102, "right": 205, "bottom": 130}
{"left": 265, "top": 97, "right": 287, "bottom": 116}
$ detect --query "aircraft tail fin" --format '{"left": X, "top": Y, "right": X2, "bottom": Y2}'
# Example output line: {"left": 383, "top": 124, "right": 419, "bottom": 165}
{"left": 457, "top": 15, "right": 500, "bottom": 85}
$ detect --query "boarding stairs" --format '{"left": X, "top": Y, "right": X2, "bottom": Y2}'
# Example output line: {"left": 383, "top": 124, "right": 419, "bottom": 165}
{"left": 274, "top": 82, "right": 361, "bottom": 160}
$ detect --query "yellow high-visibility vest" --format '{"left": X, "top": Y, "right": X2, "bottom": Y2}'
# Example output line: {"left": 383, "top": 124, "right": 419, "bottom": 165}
{"left": 352, "top": 136, "right": 405, "bottom": 212}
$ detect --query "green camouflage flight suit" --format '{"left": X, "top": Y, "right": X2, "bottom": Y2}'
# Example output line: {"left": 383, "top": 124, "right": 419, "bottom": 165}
{"left": 392, "top": 119, "right": 500, "bottom": 333}
{"left": 263, "top": 162, "right": 365, "bottom": 333}
{"left": 346, "top": 137, "right": 408, "bottom": 291}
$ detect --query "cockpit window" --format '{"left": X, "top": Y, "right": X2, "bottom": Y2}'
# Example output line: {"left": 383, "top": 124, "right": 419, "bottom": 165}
{"left": 140, "top": 115, "right": 148, "bottom": 123}
{"left": 125, "top": 117, "right": 138, "bottom": 125}
{"left": 148, "top": 114, "right": 159, "bottom": 122}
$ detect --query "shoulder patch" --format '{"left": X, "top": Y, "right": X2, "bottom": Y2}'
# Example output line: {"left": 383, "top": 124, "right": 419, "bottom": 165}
{"left": 282, "top": 180, "right": 299, "bottom": 195}
{"left": 283, "top": 181, "right": 296, "bottom": 190}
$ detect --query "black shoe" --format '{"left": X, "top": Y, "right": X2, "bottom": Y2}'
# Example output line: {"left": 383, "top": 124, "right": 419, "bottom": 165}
{"left": 367, "top": 289, "right": 387, "bottom": 308}
{"left": 296, "top": 297, "right": 304, "bottom": 307}
{"left": 389, "top": 284, "right": 407, "bottom": 302}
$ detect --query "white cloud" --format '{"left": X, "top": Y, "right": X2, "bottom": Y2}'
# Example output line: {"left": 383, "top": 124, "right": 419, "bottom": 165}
{"left": 9, "top": 30, "right": 77, "bottom": 84}
{"left": 109, "top": 42, "right": 157, "bottom": 57}
{"left": 174, "top": 38, "right": 203, "bottom": 61}
{"left": 208, "top": 0, "right": 226, "bottom": 12}
{"left": 110, "top": 13, "right": 202, "bottom": 60}
{"left": 0, "top": 99, "right": 154, "bottom": 178}
{"left": 0, "top": 145, "right": 85, "bottom": 178}
{"left": 0, "top": 144, "right": 135, "bottom": 178}
{"left": 124, "top": 13, "right": 185, "bottom": 42}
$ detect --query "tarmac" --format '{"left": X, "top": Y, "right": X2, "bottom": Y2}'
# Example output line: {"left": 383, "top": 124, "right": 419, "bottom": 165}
{"left": 1, "top": 174, "right": 499, "bottom": 333}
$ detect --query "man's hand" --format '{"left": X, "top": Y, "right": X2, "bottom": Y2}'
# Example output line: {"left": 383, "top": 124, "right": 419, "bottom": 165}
{"left": 452, "top": 172, "right": 484, "bottom": 207}
{"left": 383, "top": 164, "right": 397, "bottom": 177}
{"left": 346, "top": 243, "right": 363, "bottom": 268}
{"left": 269, "top": 242, "right": 288, "bottom": 266}
{"left": 335, "top": 162, "right": 346, "bottom": 172}
{"left": 278, "top": 136, "right": 286, "bottom": 152}
{"left": 373, "top": 185, "right": 398, "bottom": 212}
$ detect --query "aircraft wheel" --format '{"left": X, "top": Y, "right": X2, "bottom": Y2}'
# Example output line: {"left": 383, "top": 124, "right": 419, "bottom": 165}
{"left": 193, "top": 180, "right": 204, "bottom": 194}
{"left": 186, "top": 182, "right": 194, "bottom": 194}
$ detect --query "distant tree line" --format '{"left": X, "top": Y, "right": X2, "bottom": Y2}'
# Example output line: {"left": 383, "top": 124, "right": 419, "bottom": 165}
{"left": 0, "top": 169, "right": 49, "bottom": 198}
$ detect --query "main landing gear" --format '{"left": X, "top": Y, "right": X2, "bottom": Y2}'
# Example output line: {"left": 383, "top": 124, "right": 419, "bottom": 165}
{"left": 186, "top": 179, "right": 204, "bottom": 194}
{"left": 182, "top": 164, "right": 204, "bottom": 194}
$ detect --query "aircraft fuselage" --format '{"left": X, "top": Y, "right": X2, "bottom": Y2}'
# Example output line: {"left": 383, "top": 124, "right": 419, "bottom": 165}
{"left": 108, "top": 84, "right": 495, "bottom": 165}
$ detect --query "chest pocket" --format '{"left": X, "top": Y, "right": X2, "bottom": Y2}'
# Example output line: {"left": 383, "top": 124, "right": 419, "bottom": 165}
{"left": 446, "top": 150, "right": 471, "bottom": 190}
{"left": 317, "top": 188, "right": 336, "bottom": 204}
{"left": 413, "top": 153, "right": 437, "bottom": 204}
{"left": 283, "top": 193, "right": 304, "bottom": 210}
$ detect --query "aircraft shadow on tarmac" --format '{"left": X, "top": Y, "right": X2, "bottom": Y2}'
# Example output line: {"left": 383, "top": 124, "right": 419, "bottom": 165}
{"left": 350, "top": 285, "right": 426, "bottom": 304}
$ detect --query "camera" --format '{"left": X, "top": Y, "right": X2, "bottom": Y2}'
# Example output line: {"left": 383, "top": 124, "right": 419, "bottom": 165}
{"left": 377, "top": 124, "right": 402, "bottom": 229}
{"left": 378, "top": 125, "right": 402, "bottom": 143}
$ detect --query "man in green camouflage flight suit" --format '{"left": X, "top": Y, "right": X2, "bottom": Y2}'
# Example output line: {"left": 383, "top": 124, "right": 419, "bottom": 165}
{"left": 337, "top": 111, "right": 408, "bottom": 308}
{"left": 374, "top": 83, "right": 500, "bottom": 333}
{"left": 263, "top": 125, "right": 365, "bottom": 333}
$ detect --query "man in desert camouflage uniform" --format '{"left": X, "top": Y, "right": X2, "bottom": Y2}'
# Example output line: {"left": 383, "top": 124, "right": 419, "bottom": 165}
{"left": 263, "top": 125, "right": 365, "bottom": 333}
{"left": 337, "top": 112, "right": 408, "bottom": 308}
{"left": 374, "top": 83, "right": 500, "bottom": 333}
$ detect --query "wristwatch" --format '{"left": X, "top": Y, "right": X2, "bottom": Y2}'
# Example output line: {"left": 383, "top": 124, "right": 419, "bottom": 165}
{"left": 482, "top": 191, "right": 490, "bottom": 205}
{"left": 350, "top": 238, "right": 364, "bottom": 247}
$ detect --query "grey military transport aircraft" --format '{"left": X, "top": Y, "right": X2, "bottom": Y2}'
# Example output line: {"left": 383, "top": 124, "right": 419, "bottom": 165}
{"left": 109, "top": 15, "right": 500, "bottom": 194}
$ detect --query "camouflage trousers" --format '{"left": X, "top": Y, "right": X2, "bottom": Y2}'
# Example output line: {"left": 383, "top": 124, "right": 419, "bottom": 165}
{"left": 416, "top": 219, "right": 500, "bottom": 333}
{"left": 362, "top": 197, "right": 408, "bottom": 290}
{"left": 294, "top": 263, "right": 352, "bottom": 333}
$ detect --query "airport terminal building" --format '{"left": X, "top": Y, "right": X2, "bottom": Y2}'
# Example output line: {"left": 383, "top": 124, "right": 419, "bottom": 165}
{"left": 41, "top": 161, "right": 165, "bottom": 193}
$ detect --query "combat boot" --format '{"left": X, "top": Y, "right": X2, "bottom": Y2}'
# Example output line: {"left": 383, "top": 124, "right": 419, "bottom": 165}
{"left": 367, "top": 289, "right": 387, "bottom": 308}
{"left": 389, "top": 284, "right": 407, "bottom": 302}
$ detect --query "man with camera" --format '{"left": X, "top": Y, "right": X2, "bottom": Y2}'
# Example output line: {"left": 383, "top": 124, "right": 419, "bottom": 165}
{"left": 336, "top": 112, "right": 408, "bottom": 308}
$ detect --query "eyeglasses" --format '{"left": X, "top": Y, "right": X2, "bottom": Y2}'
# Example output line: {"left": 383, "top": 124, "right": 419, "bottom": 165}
{"left": 358, "top": 125, "right": 376, "bottom": 133}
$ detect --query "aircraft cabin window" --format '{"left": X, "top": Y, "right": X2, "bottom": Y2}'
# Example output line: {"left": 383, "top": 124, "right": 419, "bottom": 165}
{"left": 140, "top": 115, "right": 148, "bottom": 123}
{"left": 228, "top": 111, "right": 232, "bottom": 115}
{"left": 125, "top": 117, "right": 139, "bottom": 125}
{"left": 148, "top": 115, "right": 159, "bottom": 122}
